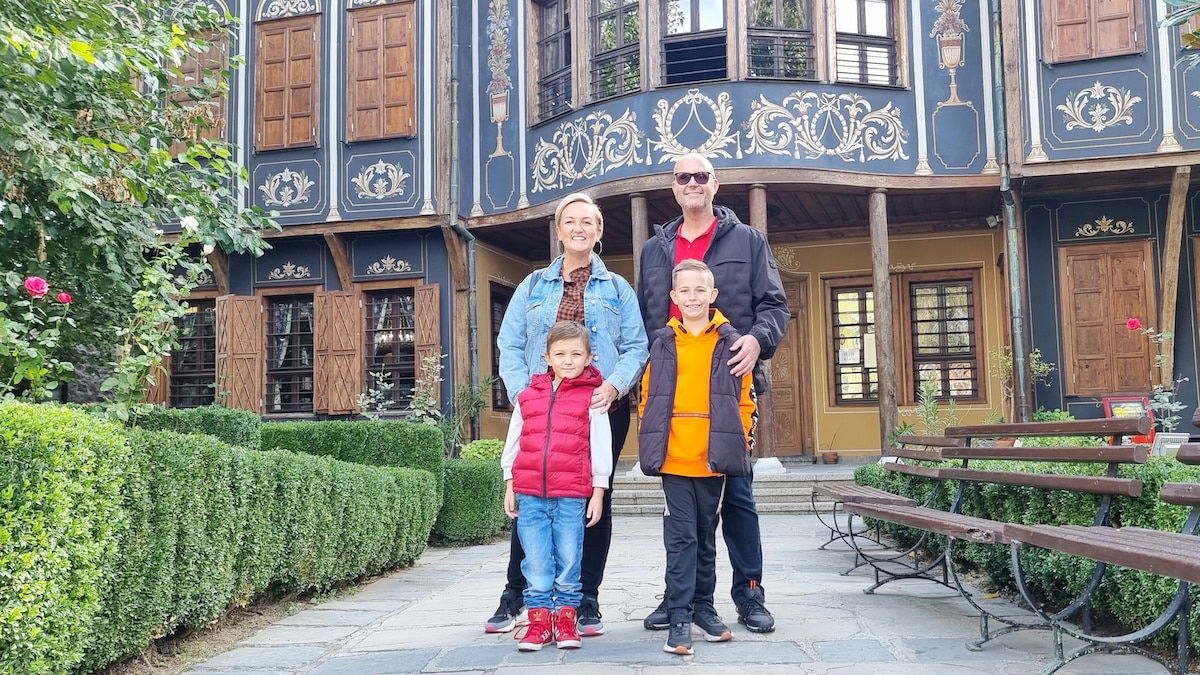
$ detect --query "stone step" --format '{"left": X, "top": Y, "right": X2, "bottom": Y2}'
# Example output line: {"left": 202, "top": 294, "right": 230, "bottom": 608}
{"left": 612, "top": 473, "right": 857, "bottom": 486}
{"left": 612, "top": 500, "right": 837, "bottom": 516}
{"left": 612, "top": 486, "right": 825, "bottom": 505}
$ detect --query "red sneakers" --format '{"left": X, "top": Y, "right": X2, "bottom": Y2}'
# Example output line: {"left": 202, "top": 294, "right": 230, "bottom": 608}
{"left": 554, "top": 607, "right": 582, "bottom": 649}
{"left": 515, "top": 608, "right": 554, "bottom": 651}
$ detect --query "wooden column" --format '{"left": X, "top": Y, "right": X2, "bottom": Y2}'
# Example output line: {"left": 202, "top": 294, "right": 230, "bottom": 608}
{"left": 748, "top": 183, "right": 776, "bottom": 458}
{"left": 1158, "top": 166, "right": 1192, "bottom": 388}
{"left": 631, "top": 192, "right": 648, "bottom": 285}
{"left": 869, "top": 188, "right": 898, "bottom": 449}
{"left": 323, "top": 233, "right": 354, "bottom": 291}
{"left": 206, "top": 247, "right": 231, "bottom": 295}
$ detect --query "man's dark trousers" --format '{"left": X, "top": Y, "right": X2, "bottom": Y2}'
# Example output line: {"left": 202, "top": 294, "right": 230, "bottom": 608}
{"left": 503, "top": 397, "right": 632, "bottom": 599}
{"left": 662, "top": 474, "right": 724, "bottom": 614}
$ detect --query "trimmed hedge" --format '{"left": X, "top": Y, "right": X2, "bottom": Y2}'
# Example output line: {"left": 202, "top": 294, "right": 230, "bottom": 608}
{"left": 136, "top": 404, "right": 262, "bottom": 450}
{"left": 261, "top": 420, "right": 444, "bottom": 490}
{"left": 432, "top": 458, "right": 508, "bottom": 543}
{"left": 0, "top": 403, "right": 131, "bottom": 673}
{"left": 855, "top": 457, "right": 1200, "bottom": 651}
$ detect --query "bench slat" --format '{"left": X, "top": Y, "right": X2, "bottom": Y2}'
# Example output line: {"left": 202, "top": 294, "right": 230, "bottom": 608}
{"left": 1005, "top": 523, "right": 1200, "bottom": 584}
{"left": 846, "top": 503, "right": 1008, "bottom": 544}
{"left": 943, "top": 417, "right": 1152, "bottom": 439}
{"left": 939, "top": 468, "right": 1143, "bottom": 497}
{"left": 814, "top": 484, "right": 916, "bottom": 506}
{"left": 1160, "top": 482, "right": 1200, "bottom": 507}
{"left": 886, "top": 448, "right": 944, "bottom": 462}
{"left": 894, "top": 435, "right": 967, "bottom": 448}
{"left": 1177, "top": 444, "right": 1200, "bottom": 465}
{"left": 941, "top": 446, "right": 1149, "bottom": 464}
{"left": 885, "top": 463, "right": 943, "bottom": 479}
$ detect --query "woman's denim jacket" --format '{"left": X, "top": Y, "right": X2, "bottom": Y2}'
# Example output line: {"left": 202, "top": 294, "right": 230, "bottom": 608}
{"left": 497, "top": 255, "right": 648, "bottom": 400}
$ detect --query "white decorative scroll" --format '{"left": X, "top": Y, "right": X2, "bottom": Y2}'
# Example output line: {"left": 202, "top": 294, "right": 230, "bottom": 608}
{"left": 745, "top": 91, "right": 909, "bottom": 162}
{"left": 650, "top": 89, "right": 740, "bottom": 162}
{"left": 257, "top": 0, "right": 318, "bottom": 20}
{"left": 258, "top": 167, "right": 315, "bottom": 207}
{"left": 529, "top": 109, "right": 645, "bottom": 193}
{"left": 1056, "top": 82, "right": 1142, "bottom": 134}
{"left": 350, "top": 159, "right": 411, "bottom": 201}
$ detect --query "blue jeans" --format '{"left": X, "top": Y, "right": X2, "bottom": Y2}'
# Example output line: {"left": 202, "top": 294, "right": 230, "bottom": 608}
{"left": 516, "top": 494, "right": 586, "bottom": 610}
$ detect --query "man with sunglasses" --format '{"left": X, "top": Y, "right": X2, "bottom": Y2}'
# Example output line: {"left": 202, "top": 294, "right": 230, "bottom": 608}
{"left": 636, "top": 152, "right": 789, "bottom": 635}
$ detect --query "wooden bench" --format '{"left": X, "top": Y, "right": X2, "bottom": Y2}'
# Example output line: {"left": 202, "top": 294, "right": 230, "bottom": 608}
{"left": 1002, "top": 442, "right": 1200, "bottom": 674}
{"left": 812, "top": 435, "right": 961, "bottom": 571}
{"left": 840, "top": 417, "right": 1153, "bottom": 651}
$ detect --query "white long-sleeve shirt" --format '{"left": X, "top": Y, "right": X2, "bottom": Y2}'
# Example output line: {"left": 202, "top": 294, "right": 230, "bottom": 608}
{"left": 500, "top": 399, "right": 613, "bottom": 490}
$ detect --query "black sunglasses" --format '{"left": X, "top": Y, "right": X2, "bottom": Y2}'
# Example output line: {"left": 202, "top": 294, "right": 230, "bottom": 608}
{"left": 674, "top": 171, "right": 712, "bottom": 185}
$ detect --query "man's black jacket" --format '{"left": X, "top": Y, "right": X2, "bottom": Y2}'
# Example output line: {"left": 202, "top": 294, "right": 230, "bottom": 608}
{"left": 636, "top": 205, "right": 790, "bottom": 360}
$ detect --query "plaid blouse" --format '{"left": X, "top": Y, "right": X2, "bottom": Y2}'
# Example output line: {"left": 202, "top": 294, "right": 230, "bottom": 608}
{"left": 555, "top": 264, "right": 592, "bottom": 323}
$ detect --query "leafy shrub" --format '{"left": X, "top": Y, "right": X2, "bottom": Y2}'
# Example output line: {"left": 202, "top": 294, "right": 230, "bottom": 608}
{"left": 261, "top": 420, "right": 443, "bottom": 490}
{"left": 0, "top": 403, "right": 130, "bottom": 674}
{"left": 433, "top": 459, "right": 508, "bottom": 543}
{"left": 460, "top": 438, "right": 504, "bottom": 461}
{"left": 135, "top": 404, "right": 262, "bottom": 450}
{"left": 855, "top": 457, "right": 1200, "bottom": 651}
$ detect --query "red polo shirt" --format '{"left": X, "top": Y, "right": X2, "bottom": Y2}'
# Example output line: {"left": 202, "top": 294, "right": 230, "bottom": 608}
{"left": 669, "top": 217, "right": 717, "bottom": 319}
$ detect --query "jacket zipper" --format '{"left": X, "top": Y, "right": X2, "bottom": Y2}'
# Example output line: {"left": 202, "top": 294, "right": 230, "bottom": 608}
{"left": 542, "top": 386, "right": 557, "bottom": 497}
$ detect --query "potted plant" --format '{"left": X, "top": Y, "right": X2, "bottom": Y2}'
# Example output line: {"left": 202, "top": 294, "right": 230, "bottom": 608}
{"left": 987, "top": 346, "right": 1056, "bottom": 429}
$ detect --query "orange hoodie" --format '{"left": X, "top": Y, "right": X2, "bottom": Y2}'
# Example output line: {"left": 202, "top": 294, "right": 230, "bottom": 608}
{"left": 638, "top": 310, "right": 755, "bottom": 478}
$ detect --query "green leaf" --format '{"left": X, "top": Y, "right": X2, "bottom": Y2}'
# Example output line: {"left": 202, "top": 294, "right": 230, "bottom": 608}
{"left": 69, "top": 41, "right": 96, "bottom": 64}
{"left": 108, "top": 142, "right": 128, "bottom": 154}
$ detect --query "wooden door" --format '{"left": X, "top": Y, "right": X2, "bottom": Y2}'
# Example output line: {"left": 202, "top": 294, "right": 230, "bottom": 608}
{"left": 768, "top": 278, "right": 814, "bottom": 456}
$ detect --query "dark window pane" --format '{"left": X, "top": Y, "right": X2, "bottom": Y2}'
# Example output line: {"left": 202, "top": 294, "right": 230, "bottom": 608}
{"left": 170, "top": 300, "right": 216, "bottom": 408}
{"left": 364, "top": 289, "right": 417, "bottom": 409}
{"left": 266, "top": 296, "right": 314, "bottom": 413}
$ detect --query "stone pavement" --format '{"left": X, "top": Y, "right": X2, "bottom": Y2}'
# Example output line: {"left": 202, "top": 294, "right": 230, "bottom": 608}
{"left": 187, "top": 514, "right": 1167, "bottom": 674}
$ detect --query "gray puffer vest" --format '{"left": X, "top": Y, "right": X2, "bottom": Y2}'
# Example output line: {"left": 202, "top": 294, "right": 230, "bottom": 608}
{"left": 638, "top": 323, "right": 753, "bottom": 477}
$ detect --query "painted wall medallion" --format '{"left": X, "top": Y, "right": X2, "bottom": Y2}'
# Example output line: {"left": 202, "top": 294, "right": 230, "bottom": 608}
{"left": 930, "top": 0, "right": 969, "bottom": 106}
{"left": 651, "top": 89, "right": 740, "bottom": 161}
{"left": 351, "top": 159, "right": 411, "bottom": 201}
{"left": 1056, "top": 82, "right": 1142, "bottom": 133}
{"left": 1075, "top": 216, "right": 1135, "bottom": 237}
{"left": 745, "top": 91, "right": 909, "bottom": 162}
{"left": 365, "top": 255, "right": 413, "bottom": 275}
{"left": 258, "top": 0, "right": 318, "bottom": 20}
{"left": 530, "top": 109, "right": 645, "bottom": 192}
{"left": 267, "top": 261, "right": 313, "bottom": 280}
{"left": 259, "top": 167, "right": 315, "bottom": 207}
{"left": 486, "top": 0, "right": 512, "bottom": 158}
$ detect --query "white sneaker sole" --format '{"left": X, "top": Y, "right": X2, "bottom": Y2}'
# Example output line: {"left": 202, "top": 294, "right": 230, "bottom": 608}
{"left": 556, "top": 639, "right": 582, "bottom": 649}
{"left": 484, "top": 609, "right": 529, "bottom": 633}
{"left": 517, "top": 641, "right": 546, "bottom": 651}
{"left": 692, "top": 627, "right": 732, "bottom": 642}
{"left": 663, "top": 643, "right": 694, "bottom": 655}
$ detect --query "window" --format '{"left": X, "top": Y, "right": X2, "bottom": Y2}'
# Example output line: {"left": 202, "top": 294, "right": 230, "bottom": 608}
{"left": 490, "top": 282, "right": 515, "bottom": 410}
{"left": 831, "top": 285, "right": 879, "bottom": 403}
{"left": 591, "top": 0, "right": 640, "bottom": 100}
{"left": 537, "top": 0, "right": 573, "bottom": 120}
{"left": 835, "top": 0, "right": 898, "bottom": 85}
{"left": 170, "top": 300, "right": 216, "bottom": 407}
{"left": 1042, "top": 0, "right": 1144, "bottom": 63}
{"left": 828, "top": 270, "right": 983, "bottom": 406}
{"left": 1058, "top": 241, "right": 1155, "bottom": 396}
{"left": 365, "top": 289, "right": 417, "bottom": 409}
{"left": 908, "top": 279, "right": 978, "bottom": 400}
{"left": 662, "top": 0, "right": 727, "bottom": 84}
{"left": 266, "top": 296, "right": 314, "bottom": 413}
{"left": 748, "top": 0, "right": 815, "bottom": 79}
{"left": 347, "top": 2, "right": 417, "bottom": 141}
{"left": 254, "top": 15, "right": 319, "bottom": 150}
{"left": 169, "top": 31, "right": 229, "bottom": 154}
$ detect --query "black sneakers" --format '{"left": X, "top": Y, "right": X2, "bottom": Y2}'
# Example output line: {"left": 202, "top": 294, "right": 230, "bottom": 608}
{"left": 736, "top": 588, "right": 776, "bottom": 633}
{"left": 692, "top": 603, "right": 732, "bottom": 642}
{"left": 577, "top": 595, "right": 606, "bottom": 636}
{"left": 643, "top": 597, "right": 669, "bottom": 630}
{"left": 484, "top": 589, "right": 527, "bottom": 633}
{"left": 663, "top": 610, "right": 694, "bottom": 655}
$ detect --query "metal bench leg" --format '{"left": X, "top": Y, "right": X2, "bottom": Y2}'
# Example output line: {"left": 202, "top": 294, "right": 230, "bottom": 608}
{"left": 1176, "top": 585, "right": 1191, "bottom": 675}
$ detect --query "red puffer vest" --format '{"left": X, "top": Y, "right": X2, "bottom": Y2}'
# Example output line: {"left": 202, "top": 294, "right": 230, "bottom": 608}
{"left": 511, "top": 365, "right": 602, "bottom": 498}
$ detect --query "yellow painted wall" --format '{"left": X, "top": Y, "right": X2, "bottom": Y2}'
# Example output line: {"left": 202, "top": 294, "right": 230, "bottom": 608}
{"left": 772, "top": 229, "right": 1009, "bottom": 456}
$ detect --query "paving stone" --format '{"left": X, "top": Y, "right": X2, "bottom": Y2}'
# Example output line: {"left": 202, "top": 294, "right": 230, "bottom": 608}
{"left": 811, "top": 638, "right": 894, "bottom": 662}
{"left": 560, "top": 638, "right": 685, "bottom": 665}
{"left": 681, "top": 639, "right": 813, "bottom": 665}
{"left": 277, "top": 609, "right": 388, "bottom": 627}
{"left": 183, "top": 670, "right": 293, "bottom": 675}
{"left": 191, "top": 646, "right": 326, "bottom": 670}
{"left": 428, "top": 643, "right": 561, "bottom": 670}
{"left": 241, "top": 625, "right": 360, "bottom": 645}
{"left": 306, "top": 649, "right": 438, "bottom": 674}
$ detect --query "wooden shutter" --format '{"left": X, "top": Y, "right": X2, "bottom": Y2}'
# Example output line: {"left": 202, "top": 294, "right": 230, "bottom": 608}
{"left": 143, "top": 357, "right": 170, "bottom": 405}
{"left": 314, "top": 291, "right": 362, "bottom": 415}
{"left": 414, "top": 283, "right": 441, "bottom": 406}
{"left": 347, "top": 3, "right": 416, "bottom": 141}
{"left": 1058, "top": 241, "right": 1154, "bottom": 396}
{"left": 1044, "top": 0, "right": 1144, "bottom": 63}
{"left": 255, "top": 15, "right": 319, "bottom": 151}
{"left": 215, "top": 294, "right": 265, "bottom": 414}
{"left": 169, "top": 31, "right": 229, "bottom": 154}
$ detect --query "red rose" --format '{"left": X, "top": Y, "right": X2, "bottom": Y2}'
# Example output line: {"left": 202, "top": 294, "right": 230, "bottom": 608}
{"left": 1126, "top": 317, "right": 1142, "bottom": 331}
{"left": 57, "top": 292, "right": 72, "bottom": 304}
{"left": 23, "top": 276, "right": 48, "bottom": 298}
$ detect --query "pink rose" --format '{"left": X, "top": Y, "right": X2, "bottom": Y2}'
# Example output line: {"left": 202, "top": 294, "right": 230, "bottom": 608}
{"left": 1126, "top": 317, "right": 1142, "bottom": 331}
{"left": 23, "top": 276, "right": 48, "bottom": 298}
{"left": 56, "top": 292, "right": 72, "bottom": 305}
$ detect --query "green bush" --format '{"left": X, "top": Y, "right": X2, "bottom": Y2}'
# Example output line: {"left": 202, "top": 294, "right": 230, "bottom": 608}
{"left": 261, "top": 420, "right": 443, "bottom": 490}
{"left": 460, "top": 438, "right": 504, "bottom": 461}
{"left": 432, "top": 459, "right": 508, "bottom": 543}
{"left": 855, "top": 457, "right": 1200, "bottom": 651}
{"left": 135, "top": 404, "right": 262, "bottom": 450}
{"left": 0, "top": 403, "right": 131, "bottom": 674}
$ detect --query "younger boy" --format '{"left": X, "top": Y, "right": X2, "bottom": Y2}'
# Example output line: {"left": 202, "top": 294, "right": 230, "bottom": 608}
{"left": 500, "top": 320, "right": 612, "bottom": 651}
{"left": 638, "top": 259, "right": 755, "bottom": 655}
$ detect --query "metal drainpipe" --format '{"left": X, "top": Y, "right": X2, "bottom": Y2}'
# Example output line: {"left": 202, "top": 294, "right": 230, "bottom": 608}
{"left": 991, "top": 0, "right": 1032, "bottom": 421}
{"left": 446, "top": 0, "right": 480, "bottom": 438}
